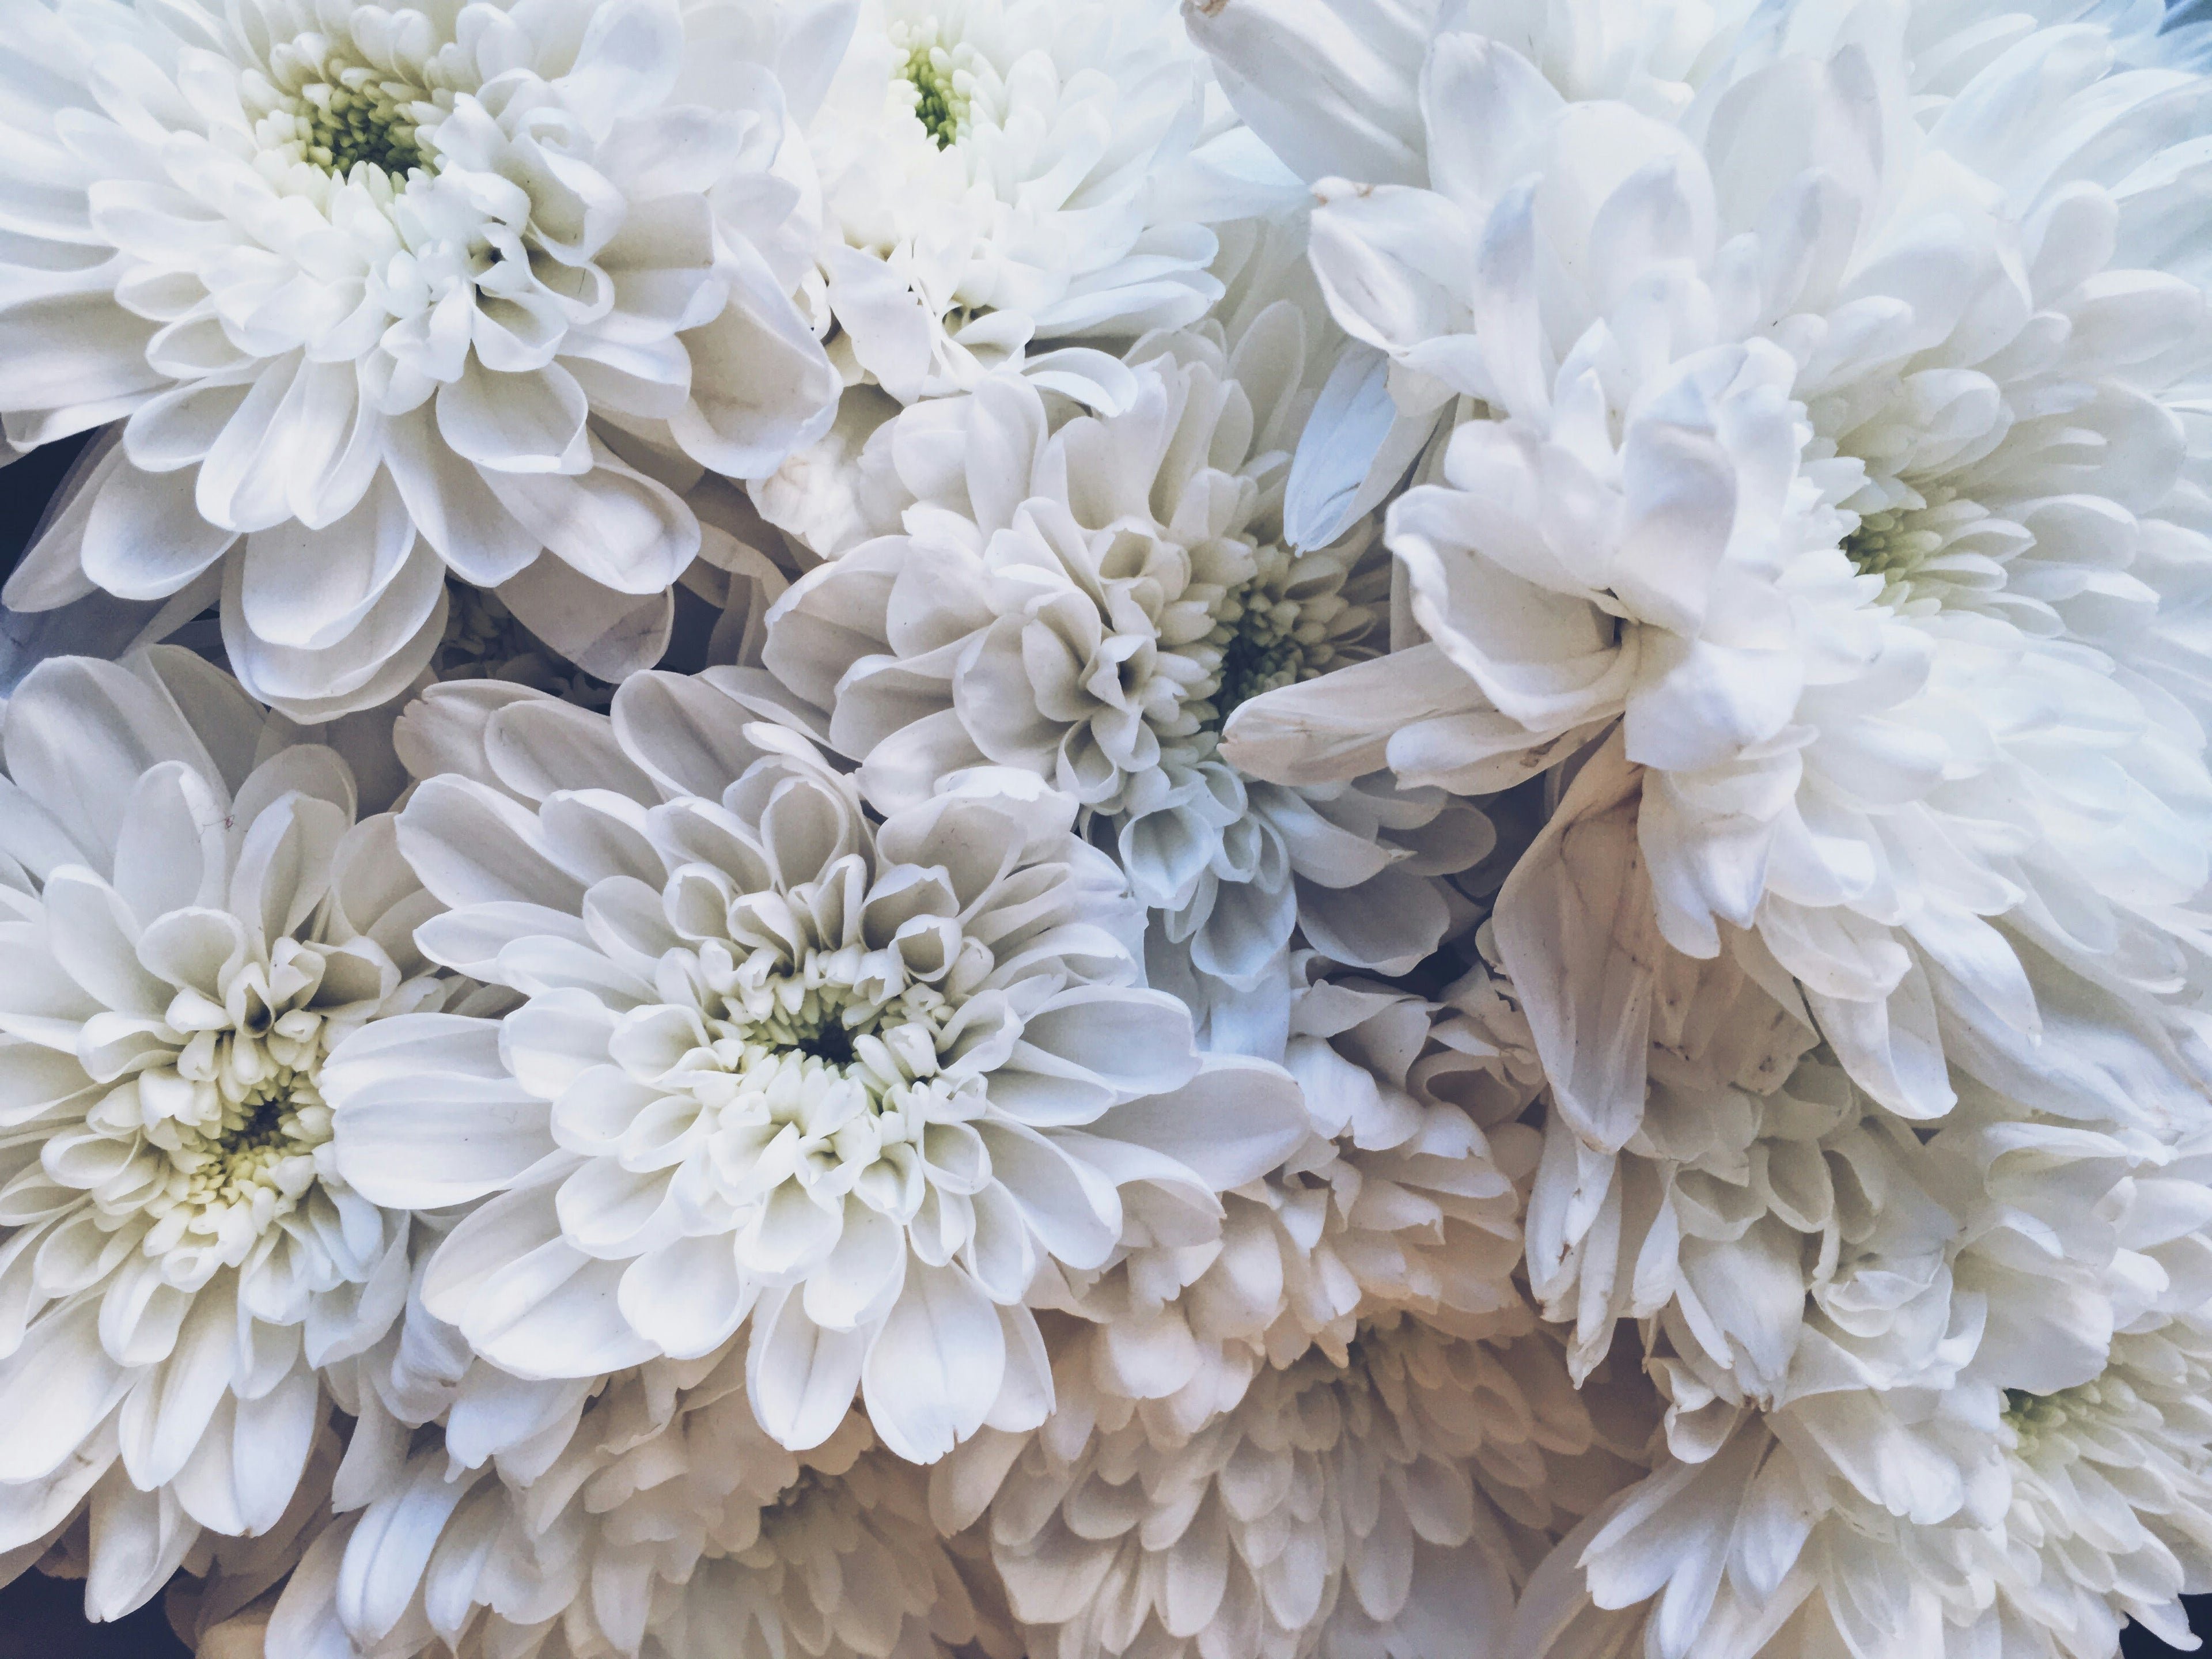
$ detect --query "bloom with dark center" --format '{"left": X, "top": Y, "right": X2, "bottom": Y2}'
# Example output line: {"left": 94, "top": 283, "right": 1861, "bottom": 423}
{"left": 327, "top": 669, "right": 1306, "bottom": 1463}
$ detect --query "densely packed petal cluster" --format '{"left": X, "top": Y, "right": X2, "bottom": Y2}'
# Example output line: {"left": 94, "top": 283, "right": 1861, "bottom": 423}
{"left": 0, "top": 0, "right": 841, "bottom": 713}
{"left": 801, "top": 0, "right": 1254, "bottom": 402}
{"left": 334, "top": 670, "right": 1308, "bottom": 1464}
{"left": 0, "top": 646, "right": 481, "bottom": 1616}
{"left": 767, "top": 243, "right": 1495, "bottom": 1045}
{"left": 1, "top": 0, "right": 2211, "bottom": 1655}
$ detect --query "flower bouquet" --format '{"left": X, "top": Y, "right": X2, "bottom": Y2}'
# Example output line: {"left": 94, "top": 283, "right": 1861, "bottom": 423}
{"left": 1, "top": 0, "right": 2211, "bottom": 1656}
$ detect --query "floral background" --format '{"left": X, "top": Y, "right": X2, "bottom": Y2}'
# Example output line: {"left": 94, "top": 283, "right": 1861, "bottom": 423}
{"left": 5, "top": 0, "right": 2212, "bottom": 1654}
{"left": 0, "top": 380, "right": 2205, "bottom": 1659}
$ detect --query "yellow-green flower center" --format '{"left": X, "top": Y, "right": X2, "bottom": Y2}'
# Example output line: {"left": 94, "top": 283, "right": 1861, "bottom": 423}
{"left": 739, "top": 979, "right": 884, "bottom": 1074}
{"left": 1192, "top": 541, "right": 1368, "bottom": 734}
{"left": 2002, "top": 1380, "right": 2132, "bottom": 1461}
{"left": 1845, "top": 503, "right": 1944, "bottom": 582}
{"left": 144, "top": 1055, "right": 332, "bottom": 1260}
{"left": 244, "top": 37, "right": 454, "bottom": 193}
{"left": 171, "top": 1069, "right": 326, "bottom": 1206}
{"left": 299, "top": 61, "right": 428, "bottom": 176}
{"left": 889, "top": 21, "right": 974, "bottom": 149}
{"left": 1212, "top": 584, "right": 1316, "bottom": 722}
{"left": 695, "top": 944, "right": 968, "bottom": 1123}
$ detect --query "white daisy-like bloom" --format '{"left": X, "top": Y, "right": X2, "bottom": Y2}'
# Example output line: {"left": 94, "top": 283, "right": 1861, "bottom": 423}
{"left": 800, "top": 0, "right": 1273, "bottom": 405}
{"left": 1511, "top": 919, "right": 1836, "bottom": 1384}
{"left": 324, "top": 669, "right": 1308, "bottom": 1464}
{"left": 766, "top": 245, "right": 1494, "bottom": 1048}
{"left": 1537, "top": 1040, "right": 1975, "bottom": 1402}
{"left": 1531, "top": 1309, "right": 2212, "bottom": 1659}
{"left": 1270, "top": 956, "right": 1544, "bottom": 1346}
{"left": 1475, "top": 748, "right": 2212, "bottom": 1659}
{"left": 1512, "top": 1036, "right": 2212, "bottom": 1658}
{"left": 1960, "top": 1125, "right": 2212, "bottom": 1659}
{"left": 1496, "top": 732, "right": 2212, "bottom": 1404}
{"left": 0, "top": 0, "right": 843, "bottom": 715}
{"left": 1218, "top": 0, "right": 2212, "bottom": 1141}
{"left": 263, "top": 1336, "right": 1003, "bottom": 1659}
{"left": 1503, "top": 727, "right": 2212, "bottom": 1391}
{"left": 950, "top": 1312, "right": 1646, "bottom": 1659}
{"left": 0, "top": 647, "right": 472, "bottom": 1620}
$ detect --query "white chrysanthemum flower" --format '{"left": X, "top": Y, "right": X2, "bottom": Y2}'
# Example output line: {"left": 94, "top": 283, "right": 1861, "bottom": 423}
{"left": 264, "top": 1336, "right": 1002, "bottom": 1659}
{"left": 1532, "top": 1306, "right": 2212, "bottom": 1659}
{"left": 801, "top": 0, "right": 1262, "bottom": 404}
{"left": 1510, "top": 924, "right": 1838, "bottom": 1383}
{"left": 1512, "top": 1036, "right": 2212, "bottom": 1659}
{"left": 1272, "top": 957, "right": 1543, "bottom": 1340}
{"left": 1497, "top": 724, "right": 2212, "bottom": 1410}
{"left": 0, "top": 0, "right": 842, "bottom": 714}
{"left": 1219, "top": 0, "right": 2212, "bottom": 1136}
{"left": 0, "top": 647, "right": 471, "bottom": 1620}
{"left": 766, "top": 254, "right": 1493, "bottom": 1046}
{"left": 1482, "top": 761, "right": 2212, "bottom": 1659}
{"left": 324, "top": 670, "right": 1307, "bottom": 1464}
{"left": 953, "top": 1314, "right": 1643, "bottom": 1659}
{"left": 1041, "top": 951, "right": 1544, "bottom": 1438}
{"left": 664, "top": 1444, "right": 988, "bottom": 1659}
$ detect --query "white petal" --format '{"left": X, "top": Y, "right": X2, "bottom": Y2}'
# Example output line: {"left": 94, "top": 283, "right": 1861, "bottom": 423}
{"left": 859, "top": 1260, "right": 1003, "bottom": 1464}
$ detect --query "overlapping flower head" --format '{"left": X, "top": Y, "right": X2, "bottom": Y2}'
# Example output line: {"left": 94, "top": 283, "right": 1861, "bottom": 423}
{"left": 1990, "top": 1319, "right": 2212, "bottom": 1656}
{"left": 1215, "top": 0, "right": 2212, "bottom": 1134}
{"left": 0, "top": 646, "right": 480, "bottom": 1619}
{"left": 942, "top": 1312, "right": 1652, "bottom": 1659}
{"left": 1525, "top": 1184, "right": 2212, "bottom": 1659}
{"left": 898, "top": 940, "right": 1625, "bottom": 1659}
{"left": 1021, "top": 947, "right": 1543, "bottom": 1441}
{"left": 800, "top": 0, "right": 1266, "bottom": 403}
{"left": 325, "top": 666, "right": 1308, "bottom": 1463}
{"left": 0, "top": 0, "right": 842, "bottom": 714}
{"left": 767, "top": 231, "right": 1495, "bottom": 1047}
{"left": 1477, "top": 828, "right": 2212, "bottom": 1650}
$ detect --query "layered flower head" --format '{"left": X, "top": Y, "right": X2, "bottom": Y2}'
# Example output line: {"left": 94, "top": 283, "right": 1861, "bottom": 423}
{"left": 0, "top": 647, "right": 453, "bottom": 1617}
{"left": 971, "top": 1315, "right": 1633, "bottom": 1659}
{"left": 767, "top": 297, "right": 1493, "bottom": 1026}
{"left": 806, "top": 0, "right": 1236, "bottom": 400}
{"left": 1266, "top": 958, "right": 1544, "bottom": 1344}
{"left": 1554, "top": 1311, "right": 2212, "bottom": 1659}
{"left": 1226, "top": 0, "right": 2212, "bottom": 1136}
{"left": 1510, "top": 966, "right": 2212, "bottom": 1659}
{"left": 668, "top": 1425, "right": 999, "bottom": 1659}
{"left": 1052, "top": 951, "right": 1547, "bottom": 1440}
{"left": 329, "top": 671, "right": 1305, "bottom": 1464}
{"left": 1, "top": 0, "right": 841, "bottom": 711}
